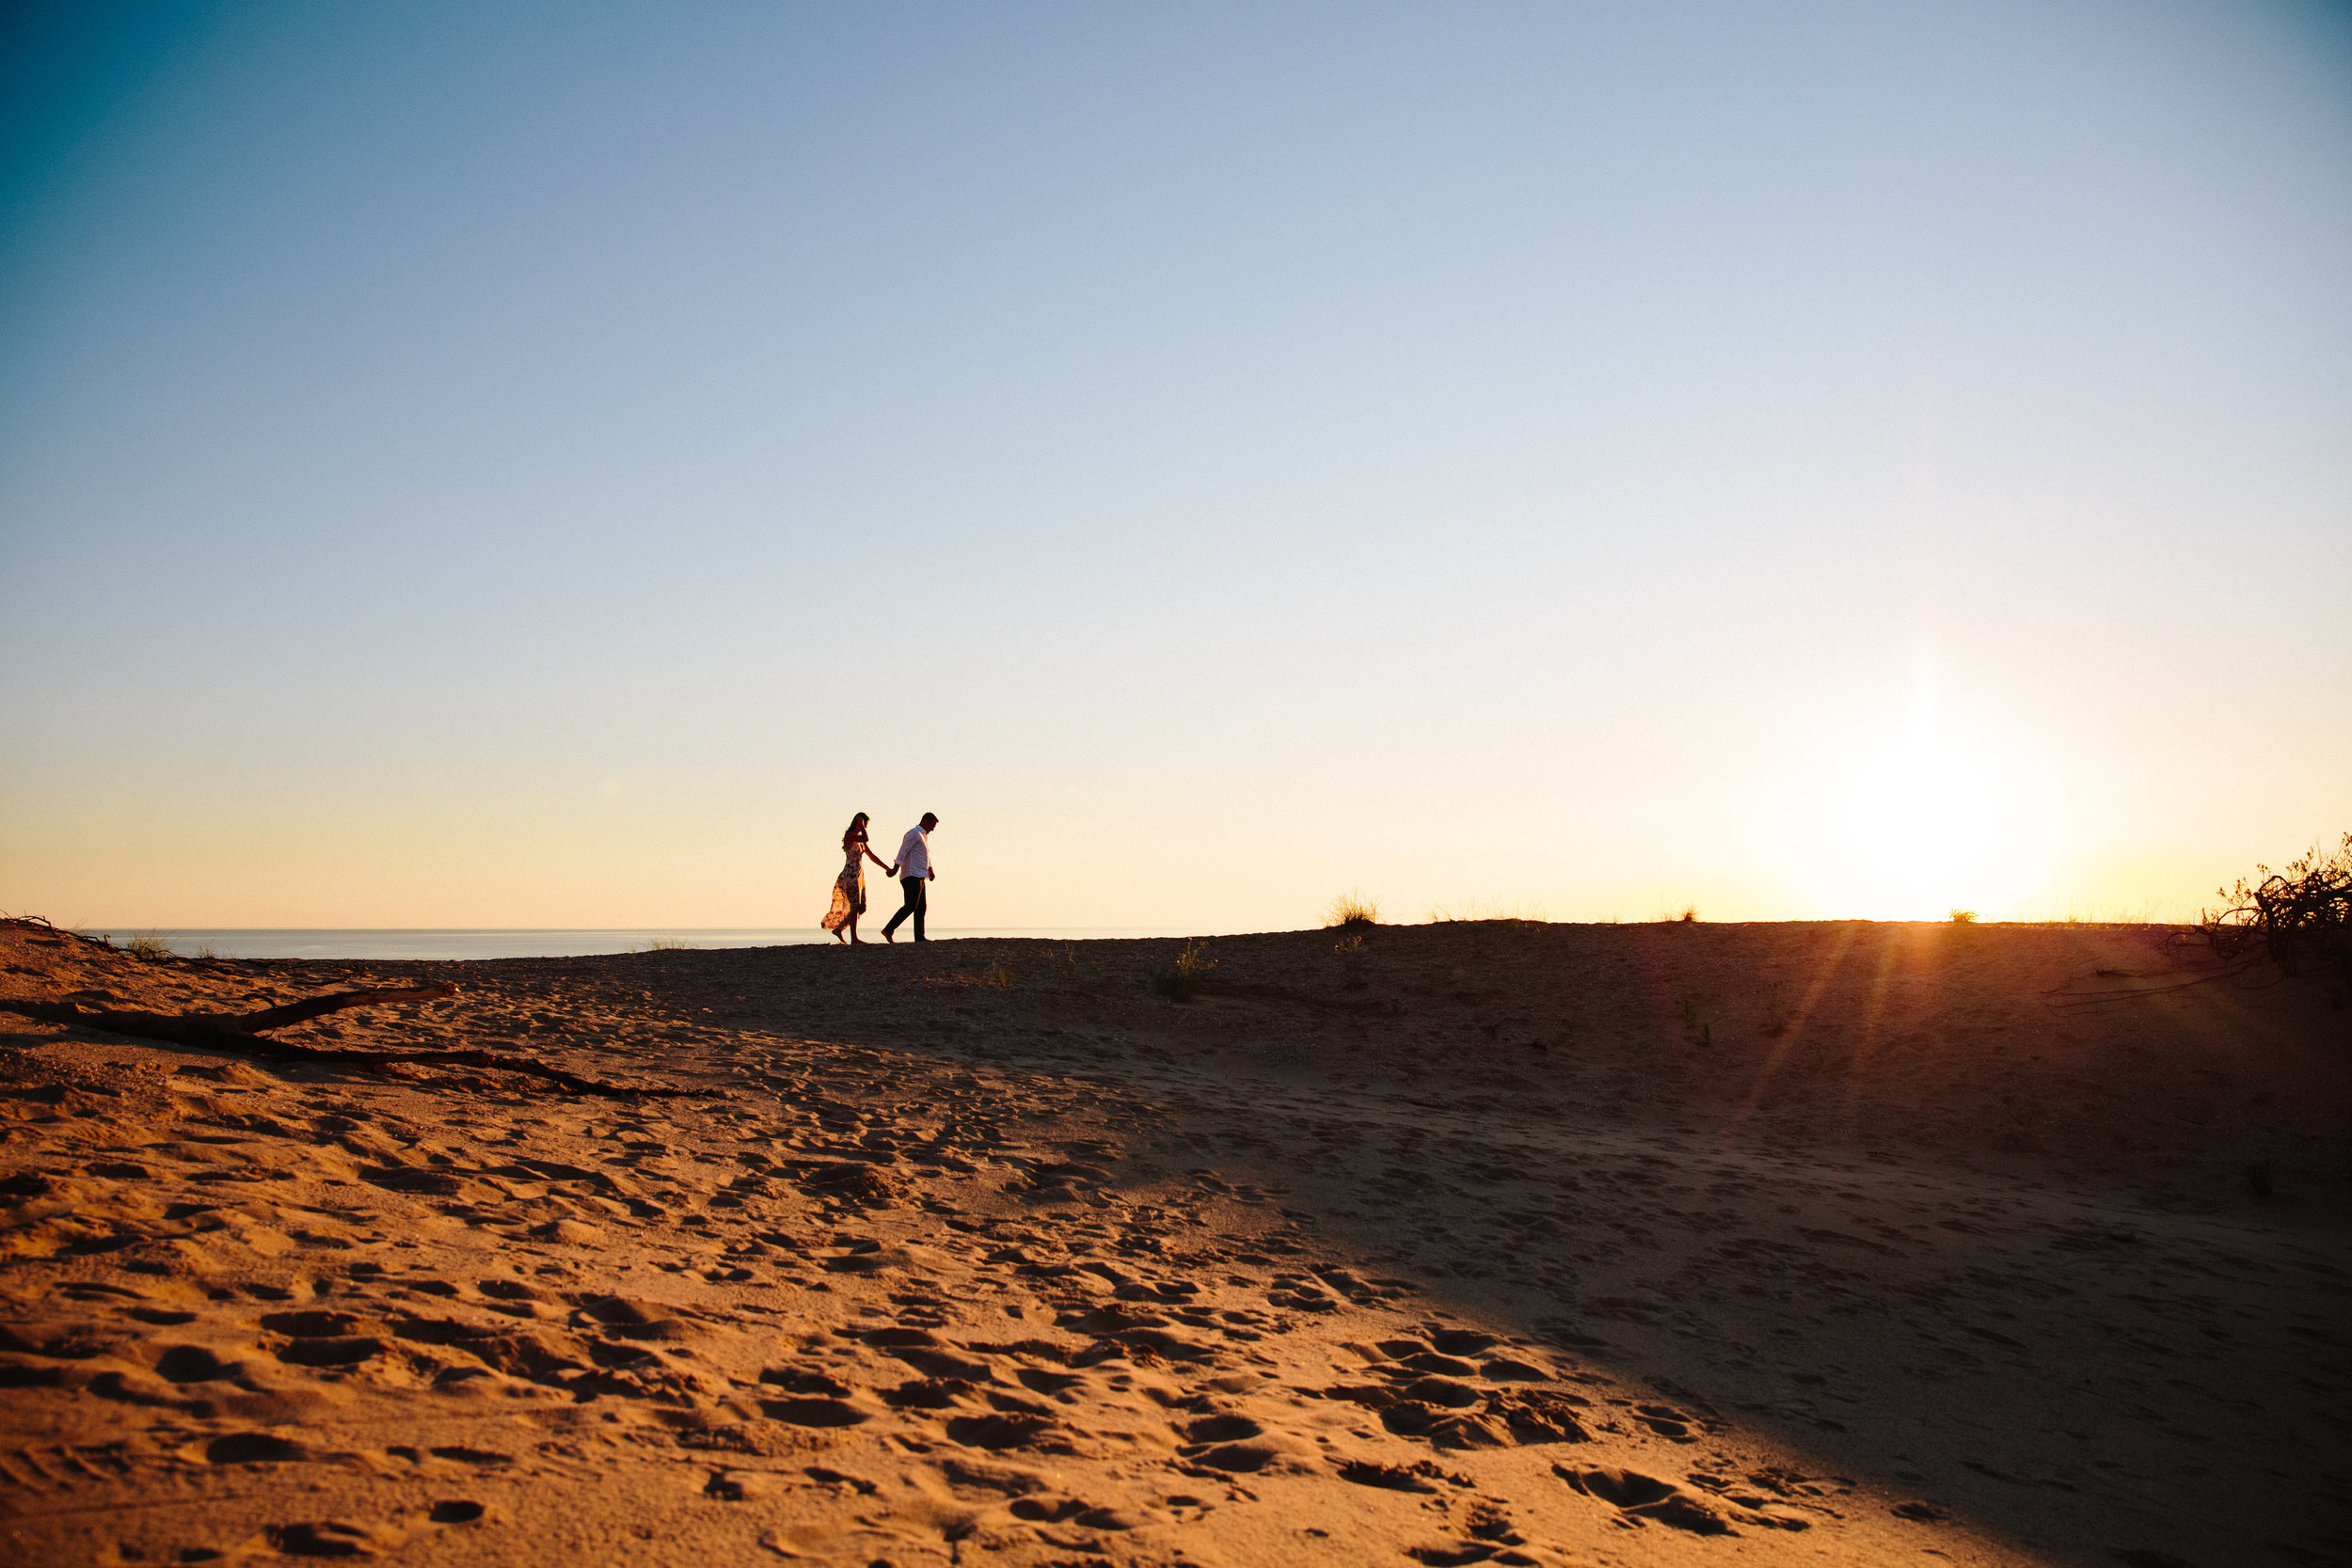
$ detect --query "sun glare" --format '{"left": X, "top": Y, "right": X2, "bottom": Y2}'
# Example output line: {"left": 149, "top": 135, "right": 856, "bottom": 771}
{"left": 1780, "top": 693, "right": 2052, "bottom": 921}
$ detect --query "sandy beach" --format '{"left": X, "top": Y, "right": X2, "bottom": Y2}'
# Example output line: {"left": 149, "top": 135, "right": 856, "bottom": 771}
{"left": 1, "top": 917, "right": 2344, "bottom": 1566}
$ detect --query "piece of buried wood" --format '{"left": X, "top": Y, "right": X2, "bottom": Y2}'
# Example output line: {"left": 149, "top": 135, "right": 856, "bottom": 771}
{"left": 0, "top": 985, "right": 681, "bottom": 1101}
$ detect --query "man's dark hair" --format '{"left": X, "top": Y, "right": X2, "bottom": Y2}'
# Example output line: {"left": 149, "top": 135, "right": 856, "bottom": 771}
{"left": 920, "top": 813, "right": 939, "bottom": 828}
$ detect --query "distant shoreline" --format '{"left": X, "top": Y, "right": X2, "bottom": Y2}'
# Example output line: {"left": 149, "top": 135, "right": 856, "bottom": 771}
{"left": 65, "top": 916, "right": 2194, "bottom": 964}
{"left": 71, "top": 927, "right": 1209, "bottom": 961}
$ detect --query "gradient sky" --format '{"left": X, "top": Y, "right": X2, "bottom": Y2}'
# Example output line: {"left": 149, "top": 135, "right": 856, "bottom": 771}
{"left": 3, "top": 1, "right": 2347, "bottom": 931}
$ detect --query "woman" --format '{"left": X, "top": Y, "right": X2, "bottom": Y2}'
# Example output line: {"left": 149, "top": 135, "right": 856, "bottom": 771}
{"left": 821, "top": 813, "right": 898, "bottom": 944}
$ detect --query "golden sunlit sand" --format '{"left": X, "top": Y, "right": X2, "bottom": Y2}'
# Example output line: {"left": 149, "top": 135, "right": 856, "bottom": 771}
{"left": 1, "top": 916, "right": 2344, "bottom": 1566}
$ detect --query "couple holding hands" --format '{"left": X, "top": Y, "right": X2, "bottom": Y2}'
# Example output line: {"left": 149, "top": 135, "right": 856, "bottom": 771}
{"left": 822, "top": 812, "right": 938, "bottom": 944}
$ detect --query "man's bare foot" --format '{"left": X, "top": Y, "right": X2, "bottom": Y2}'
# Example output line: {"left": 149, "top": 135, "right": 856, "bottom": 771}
{"left": 882, "top": 929, "right": 895, "bottom": 943}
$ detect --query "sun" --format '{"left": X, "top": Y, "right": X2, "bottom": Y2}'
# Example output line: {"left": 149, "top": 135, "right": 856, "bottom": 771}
{"left": 1779, "top": 700, "right": 2051, "bottom": 921}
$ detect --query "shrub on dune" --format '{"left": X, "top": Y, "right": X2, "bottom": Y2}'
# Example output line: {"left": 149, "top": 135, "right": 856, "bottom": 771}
{"left": 2203, "top": 832, "right": 2350, "bottom": 975}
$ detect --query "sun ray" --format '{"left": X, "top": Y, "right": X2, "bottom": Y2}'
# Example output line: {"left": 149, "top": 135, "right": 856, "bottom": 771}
{"left": 1718, "top": 921, "right": 1861, "bottom": 1148}
{"left": 1837, "top": 923, "right": 1921, "bottom": 1139}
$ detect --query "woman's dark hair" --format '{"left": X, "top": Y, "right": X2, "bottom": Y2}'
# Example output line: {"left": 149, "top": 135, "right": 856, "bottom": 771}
{"left": 842, "top": 813, "right": 869, "bottom": 852}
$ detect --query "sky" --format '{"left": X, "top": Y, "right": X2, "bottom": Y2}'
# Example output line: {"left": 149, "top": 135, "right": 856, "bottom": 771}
{"left": 2, "top": 0, "right": 2347, "bottom": 931}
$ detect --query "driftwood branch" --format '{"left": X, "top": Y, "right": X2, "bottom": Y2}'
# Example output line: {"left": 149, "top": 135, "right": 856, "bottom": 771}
{"left": 2042, "top": 958, "right": 2274, "bottom": 1008}
{"left": 0, "top": 986, "right": 679, "bottom": 1101}
{"left": 227, "top": 986, "right": 456, "bottom": 1033}
{"left": 5, "top": 985, "right": 451, "bottom": 1050}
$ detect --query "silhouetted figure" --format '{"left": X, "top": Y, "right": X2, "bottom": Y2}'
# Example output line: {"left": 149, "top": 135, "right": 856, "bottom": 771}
{"left": 821, "top": 813, "right": 898, "bottom": 944}
{"left": 882, "top": 813, "right": 939, "bottom": 942}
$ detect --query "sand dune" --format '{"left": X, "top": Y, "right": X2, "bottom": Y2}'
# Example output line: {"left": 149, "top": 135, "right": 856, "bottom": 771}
{"left": 0, "top": 917, "right": 2344, "bottom": 1566}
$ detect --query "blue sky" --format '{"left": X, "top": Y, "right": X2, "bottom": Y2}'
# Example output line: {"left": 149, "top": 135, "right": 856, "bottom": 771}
{"left": 3, "top": 1, "right": 2347, "bottom": 927}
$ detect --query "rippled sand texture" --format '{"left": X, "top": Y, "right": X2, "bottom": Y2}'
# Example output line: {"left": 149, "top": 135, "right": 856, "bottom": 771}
{"left": 1, "top": 919, "right": 2344, "bottom": 1566}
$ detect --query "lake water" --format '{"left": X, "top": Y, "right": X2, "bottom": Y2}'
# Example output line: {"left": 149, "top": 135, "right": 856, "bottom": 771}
{"left": 119, "top": 929, "right": 1200, "bottom": 961}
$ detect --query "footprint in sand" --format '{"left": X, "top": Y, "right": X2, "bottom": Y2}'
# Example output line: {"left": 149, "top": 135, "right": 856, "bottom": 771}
{"left": 204, "top": 1433, "right": 306, "bottom": 1465}
{"left": 1180, "top": 1412, "right": 1263, "bottom": 1444}
{"left": 154, "top": 1345, "right": 239, "bottom": 1383}
{"left": 275, "top": 1335, "right": 386, "bottom": 1369}
{"left": 882, "top": 1375, "right": 976, "bottom": 1408}
{"left": 761, "top": 1365, "right": 853, "bottom": 1397}
{"left": 761, "top": 1394, "right": 868, "bottom": 1427}
{"left": 1338, "top": 1459, "right": 1446, "bottom": 1493}
{"left": 1556, "top": 1465, "right": 1733, "bottom": 1534}
{"left": 945, "top": 1411, "right": 1060, "bottom": 1450}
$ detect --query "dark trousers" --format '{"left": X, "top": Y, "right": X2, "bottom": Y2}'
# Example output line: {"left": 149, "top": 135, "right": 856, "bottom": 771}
{"left": 882, "top": 877, "right": 927, "bottom": 940}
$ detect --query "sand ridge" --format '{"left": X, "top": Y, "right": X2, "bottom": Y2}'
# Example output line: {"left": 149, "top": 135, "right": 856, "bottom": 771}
{"left": 0, "top": 919, "right": 2344, "bottom": 1565}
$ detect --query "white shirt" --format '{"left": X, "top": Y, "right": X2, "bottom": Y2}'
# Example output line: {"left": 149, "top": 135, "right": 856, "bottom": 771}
{"left": 896, "top": 826, "right": 932, "bottom": 879}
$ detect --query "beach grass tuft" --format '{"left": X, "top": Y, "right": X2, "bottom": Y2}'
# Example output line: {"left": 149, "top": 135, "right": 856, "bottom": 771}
{"left": 124, "top": 931, "right": 173, "bottom": 961}
{"left": 1055, "top": 942, "right": 1124, "bottom": 994}
{"left": 1333, "top": 929, "right": 1371, "bottom": 989}
{"left": 926, "top": 958, "right": 1015, "bottom": 990}
{"left": 1948, "top": 908, "right": 1979, "bottom": 924}
{"left": 1325, "top": 891, "right": 1381, "bottom": 928}
{"left": 1152, "top": 939, "right": 1217, "bottom": 1002}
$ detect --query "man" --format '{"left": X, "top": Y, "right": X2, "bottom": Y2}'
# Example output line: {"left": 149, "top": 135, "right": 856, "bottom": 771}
{"left": 882, "top": 813, "right": 938, "bottom": 943}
